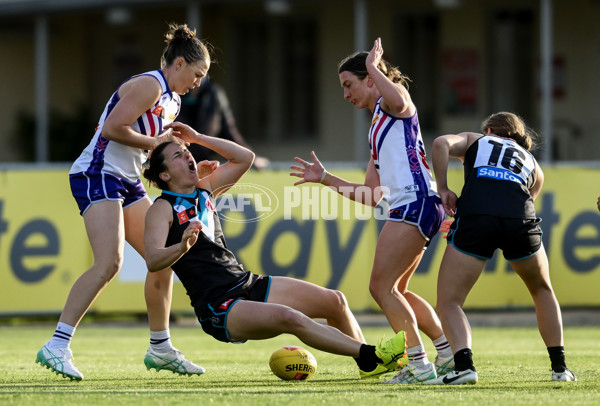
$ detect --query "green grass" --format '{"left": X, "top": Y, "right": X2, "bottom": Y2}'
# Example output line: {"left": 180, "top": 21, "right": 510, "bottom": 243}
{"left": 0, "top": 324, "right": 598, "bottom": 405}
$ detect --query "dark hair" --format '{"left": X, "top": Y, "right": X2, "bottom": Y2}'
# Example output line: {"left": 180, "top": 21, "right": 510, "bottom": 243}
{"left": 338, "top": 51, "right": 411, "bottom": 89}
{"left": 161, "top": 23, "right": 211, "bottom": 67}
{"left": 481, "top": 112, "right": 539, "bottom": 151}
{"left": 143, "top": 141, "right": 175, "bottom": 190}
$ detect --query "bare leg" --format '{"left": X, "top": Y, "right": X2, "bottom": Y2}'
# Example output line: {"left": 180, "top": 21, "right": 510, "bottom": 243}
{"left": 59, "top": 200, "right": 125, "bottom": 326}
{"left": 395, "top": 252, "right": 445, "bottom": 341}
{"left": 435, "top": 245, "right": 485, "bottom": 353}
{"left": 144, "top": 271, "right": 174, "bottom": 331}
{"left": 123, "top": 198, "right": 174, "bottom": 332}
{"left": 226, "top": 300, "right": 362, "bottom": 356}
{"left": 369, "top": 221, "right": 427, "bottom": 348}
{"left": 404, "top": 291, "right": 445, "bottom": 340}
{"left": 267, "top": 276, "right": 364, "bottom": 342}
{"left": 510, "top": 246, "right": 563, "bottom": 347}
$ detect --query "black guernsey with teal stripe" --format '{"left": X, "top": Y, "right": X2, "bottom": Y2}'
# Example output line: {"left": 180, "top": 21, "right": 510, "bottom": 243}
{"left": 156, "top": 189, "right": 255, "bottom": 309}
{"left": 457, "top": 135, "right": 537, "bottom": 219}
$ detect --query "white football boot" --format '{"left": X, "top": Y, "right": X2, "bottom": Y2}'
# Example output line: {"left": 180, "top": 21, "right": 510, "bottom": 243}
{"left": 144, "top": 347, "right": 205, "bottom": 376}
{"left": 36, "top": 343, "right": 84, "bottom": 381}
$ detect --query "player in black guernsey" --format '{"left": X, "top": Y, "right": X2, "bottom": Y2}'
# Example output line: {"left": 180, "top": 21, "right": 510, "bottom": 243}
{"left": 142, "top": 122, "right": 408, "bottom": 378}
{"left": 423, "top": 112, "right": 576, "bottom": 385}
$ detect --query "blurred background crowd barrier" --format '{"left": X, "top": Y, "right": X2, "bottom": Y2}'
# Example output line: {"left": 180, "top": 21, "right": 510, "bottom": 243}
{"left": 1, "top": 0, "right": 599, "bottom": 317}
{"left": 1, "top": 166, "right": 599, "bottom": 315}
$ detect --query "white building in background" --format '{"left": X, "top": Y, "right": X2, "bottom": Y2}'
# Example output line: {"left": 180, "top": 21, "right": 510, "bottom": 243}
{"left": 0, "top": 0, "right": 598, "bottom": 164}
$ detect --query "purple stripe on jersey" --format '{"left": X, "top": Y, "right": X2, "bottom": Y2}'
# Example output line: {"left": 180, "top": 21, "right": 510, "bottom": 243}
{"left": 403, "top": 115, "right": 428, "bottom": 200}
{"left": 156, "top": 69, "right": 172, "bottom": 97}
{"left": 88, "top": 135, "right": 110, "bottom": 176}
{"left": 376, "top": 117, "right": 395, "bottom": 157}
{"left": 87, "top": 93, "right": 119, "bottom": 176}
{"left": 146, "top": 111, "right": 156, "bottom": 136}
{"left": 137, "top": 116, "right": 147, "bottom": 134}
{"left": 370, "top": 115, "right": 386, "bottom": 160}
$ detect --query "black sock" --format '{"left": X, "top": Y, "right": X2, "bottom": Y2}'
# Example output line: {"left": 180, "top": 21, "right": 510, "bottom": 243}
{"left": 354, "top": 344, "right": 379, "bottom": 372}
{"left": 454, "top": 348, "right": 476, "bottom": 372}
{"left": 547, "top": 346, "right": 567, "bottom": 372}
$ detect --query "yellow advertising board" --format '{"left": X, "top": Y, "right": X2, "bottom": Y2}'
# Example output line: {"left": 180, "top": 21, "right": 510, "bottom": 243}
{"left": 0, "top": 166, "right": 599, "bottom": 315}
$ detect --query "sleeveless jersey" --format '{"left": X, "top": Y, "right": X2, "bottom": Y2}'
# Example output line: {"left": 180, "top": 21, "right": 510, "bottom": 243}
{"left": 156, "top": 189, "right": 254, "bottom": 309}
{"left": 69, "top": 70, "right": 181, "bottom": 183}
{"left": 369, "top": 99, "right": 438, "bottom": 209}
{"left": 456, "top": 134, "right": 537, "bottom": 219}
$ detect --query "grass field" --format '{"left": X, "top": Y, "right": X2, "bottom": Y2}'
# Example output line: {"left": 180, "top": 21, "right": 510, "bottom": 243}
{"left": 0, "top": 324, "right": 598, "bottom": 405}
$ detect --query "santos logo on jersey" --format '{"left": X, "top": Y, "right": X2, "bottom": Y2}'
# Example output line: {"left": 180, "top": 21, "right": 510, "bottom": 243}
{"left": 477, "top": 167, "right": 523, "bottom": 184}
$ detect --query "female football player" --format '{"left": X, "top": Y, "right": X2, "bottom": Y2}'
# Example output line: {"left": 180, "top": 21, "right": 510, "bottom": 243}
{"left": 425, "top": 111, "right": 576, "bottom": 384}
{"left": 291, "top": 38, "right": 452, "bottom": 383}
{"left": 36, "top": 24, "right": 209, "bottom": 380}
{"left": 142, "top": 127, "right": 407, "bottom": 379}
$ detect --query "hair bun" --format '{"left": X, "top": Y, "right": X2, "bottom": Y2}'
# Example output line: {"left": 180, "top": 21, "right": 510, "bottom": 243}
{"left": 165, "top": 23, "right": 196, "bottom": 44}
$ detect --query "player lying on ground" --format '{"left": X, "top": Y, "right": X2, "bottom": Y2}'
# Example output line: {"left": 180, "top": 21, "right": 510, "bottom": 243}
{"left": 142, "top": 124, "right": 407, "bottom": 378}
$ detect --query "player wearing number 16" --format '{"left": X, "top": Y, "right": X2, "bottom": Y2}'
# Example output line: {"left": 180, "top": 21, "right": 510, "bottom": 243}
{"left": 426, "top": 111, "right": 576, "bottom": 385}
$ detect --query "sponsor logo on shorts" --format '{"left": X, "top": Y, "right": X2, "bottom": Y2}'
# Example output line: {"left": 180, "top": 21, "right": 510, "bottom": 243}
{"left": 219, "top": 298, "right": 235, "bottom": 310}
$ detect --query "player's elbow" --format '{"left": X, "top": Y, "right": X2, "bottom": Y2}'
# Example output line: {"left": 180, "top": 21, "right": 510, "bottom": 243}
{"left": 241, "top": 149, "right": 255, "bottom": 170}
{"left": 145, "top": 260, "right": 161, "bottom": 273}
{"left": 432, "top": 136, "right": 449, "bottom": 151}
{"left": 144, "top": 253, "right": 164, "bottom": 273}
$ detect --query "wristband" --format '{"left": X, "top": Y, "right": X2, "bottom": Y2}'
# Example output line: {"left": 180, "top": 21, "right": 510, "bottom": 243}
{"left": 320, "top": 169, "right": 327, "bottom": 183}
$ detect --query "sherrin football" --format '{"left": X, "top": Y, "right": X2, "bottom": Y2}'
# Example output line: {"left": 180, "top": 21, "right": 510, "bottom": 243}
{"left": 269, "top": 346, "right": 317, "bottom": 381}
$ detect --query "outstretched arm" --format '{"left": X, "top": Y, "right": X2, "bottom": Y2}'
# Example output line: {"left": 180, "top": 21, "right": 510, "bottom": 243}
{"left": 290, "top": 151, "right": 384, "bottom": 207}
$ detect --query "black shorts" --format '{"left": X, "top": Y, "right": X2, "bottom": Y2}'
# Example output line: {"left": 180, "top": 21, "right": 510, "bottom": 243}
{"left": 447, "top": 215, "right": 542, "bottom": 261}
{"left": 194, "top": 274, "right": 271, "bottom": 343}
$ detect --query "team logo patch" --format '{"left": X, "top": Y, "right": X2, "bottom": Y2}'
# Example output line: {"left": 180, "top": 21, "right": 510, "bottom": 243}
{"left": 176, "top": 207, "right": 198, "bottom": 224}
{"left": 152, "top": 105, "right": 164, "bottom": 118}
{"left": 205, "top": 198, "right": 215, "bottom": 212}
{"left": 371, "top": 113, "right": 380, "bottom": 127}
{"left": 218, "top": 298, "right": 236, "bottom": 310}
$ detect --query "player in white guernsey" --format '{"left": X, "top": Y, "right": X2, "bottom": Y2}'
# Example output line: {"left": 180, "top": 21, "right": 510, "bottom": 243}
{"left": 291, "top": 38, "right": 452, "bottom": 383}
{"left": 426, "top": 112, "right": 575, "bottom": 385}
{"left": 36, "top": 24, "right": 210, "bottom": 380}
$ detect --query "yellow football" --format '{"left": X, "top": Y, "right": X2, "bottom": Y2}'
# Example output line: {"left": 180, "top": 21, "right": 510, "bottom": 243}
{"left": 269, "top": 346, "right": 317, "bottom": 381}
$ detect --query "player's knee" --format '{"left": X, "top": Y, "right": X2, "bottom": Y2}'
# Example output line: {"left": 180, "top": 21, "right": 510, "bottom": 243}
{"left": 529, "top": 282, "right": 555, "bottom": 299}
{"left": 368, "top": 279, "right": 387, "bottom": 303}
{"left": 94, "top": 256, "right": 122, "bottom": 283}
{"left": 323, "top": 289, "right": 350, "bottom": 316}
{"left": 435, "top": 302, "right": 446, "bottom": 318}
{"left": 276, "top": 307, "right": 310, "bottom": 332}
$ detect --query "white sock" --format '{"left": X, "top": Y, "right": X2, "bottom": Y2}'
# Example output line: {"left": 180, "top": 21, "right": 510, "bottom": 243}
{"left": 432, "top": 334, "right": 453, "bottom": 359}
{"left": 407, "top": 345, "right": 429, "bottom": 369}
{"left": 150, "top": 329, "right": 173, "bottom": 352}
{"left": 48, "top": 322, "right": 76, "bottom": 349}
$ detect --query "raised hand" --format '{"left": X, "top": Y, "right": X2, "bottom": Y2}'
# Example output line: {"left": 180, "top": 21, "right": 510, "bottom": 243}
{"left": 164, "top": 121, "right": 198, "bottom": 145}
{"left": 197, "top": 160, "right": 220, "bottom": 180}
{"left": 366, "top": 37, "right": 383, "bottom": 69}
{"left": 290, "top": 151, "right": 326, "bottom": 186}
